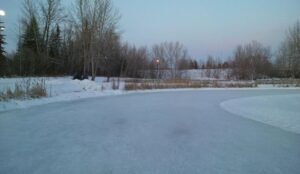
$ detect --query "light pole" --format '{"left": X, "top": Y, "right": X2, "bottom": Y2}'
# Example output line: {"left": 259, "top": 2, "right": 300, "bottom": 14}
{"left": 155, "top": 58, "right": 160, "bottom": 80}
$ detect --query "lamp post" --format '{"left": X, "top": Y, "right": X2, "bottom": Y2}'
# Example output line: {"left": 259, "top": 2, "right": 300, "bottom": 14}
{"left": 155, "top": 58, "right": 160, "bottom": 80}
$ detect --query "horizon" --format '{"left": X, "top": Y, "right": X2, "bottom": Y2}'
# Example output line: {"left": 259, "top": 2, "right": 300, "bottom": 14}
{"left": 0, "top": 0, "right": 300, "bottom": 60}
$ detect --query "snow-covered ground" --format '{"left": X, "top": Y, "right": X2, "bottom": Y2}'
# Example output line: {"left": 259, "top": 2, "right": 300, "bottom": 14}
{"left": 0, "top": 77, "right": 125, "bottom": 112}
{"left": 2, "top": 76, "right": 300, "bottom": 111}
{"left": 181, "top": 69, "right": 231, "bottom": 80}
{"left": 144, "top": 69, "right": 231, "bottom": 80}
{"left": 1, "top": 90, "right": 300, "bottom": 174}
{"left": 1, "top": 77, "right": 299, "bottom": 112}
{"left": 221, "top": 94, "right": 300, "bottom": 134}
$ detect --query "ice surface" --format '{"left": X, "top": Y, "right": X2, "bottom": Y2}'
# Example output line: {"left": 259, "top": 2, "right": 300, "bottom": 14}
{"left": 221, "top": 94, "right": 300, "bottom": 134}
{"left": 1, "top": 90, "right": 300, "bottom": 174}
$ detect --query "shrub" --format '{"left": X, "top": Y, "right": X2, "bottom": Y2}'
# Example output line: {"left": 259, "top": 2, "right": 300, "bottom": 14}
{"left": 13, "top": 83, "right": 26, "bottom": 99}
{"left": 0, "top": 78, "right": 47, "bottom": 101}
{"left": 28, "top": 79, "right": 47, "bottom": 98}
{"left": 124, "top": 79, "right": 256, "bottom": 91}
{"left": 112, "top": 79, "right": 119, "bottom": 90}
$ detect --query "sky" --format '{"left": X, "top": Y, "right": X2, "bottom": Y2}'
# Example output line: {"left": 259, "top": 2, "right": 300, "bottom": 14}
{"left": 0, "top": 0, "right": 300, "bottom": 60}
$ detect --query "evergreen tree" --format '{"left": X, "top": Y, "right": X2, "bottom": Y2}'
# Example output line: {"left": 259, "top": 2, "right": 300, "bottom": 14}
{"left": 21, "top": 15, "right": 42, "bottom": 75}
{"left": 49, "top": 25, "right": 61, "bottom": 58}
{"left": 48, "top": 24, "right": 62, "bottom": 74}
{"left": 0, "top": 21, "right": 6, "bottom": 76}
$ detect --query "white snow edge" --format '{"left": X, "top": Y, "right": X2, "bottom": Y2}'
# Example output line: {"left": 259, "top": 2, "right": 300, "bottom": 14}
{"left": 1, "top": 78, "right": 299, "bottom": 113}
{"left": 220, "top": 94, "right": 300, "bottom": 134}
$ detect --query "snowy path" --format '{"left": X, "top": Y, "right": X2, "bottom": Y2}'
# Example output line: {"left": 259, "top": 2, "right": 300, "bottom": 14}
{"left": 1, "top": 90, "right": 300, "bottom": 174}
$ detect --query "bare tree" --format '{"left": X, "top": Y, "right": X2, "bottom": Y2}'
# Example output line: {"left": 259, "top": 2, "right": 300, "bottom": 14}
{"left": 121, "top": 44, "right": 149, "bottom": 78}
{"left": 276, "top": 21, "right": 300, "bottom": 78}
{"left": 40, "top": 0, "right": 64, "bottom": 63}
{"left": 152, "top": 42, "right": 188, "bottom": 79}
{"left": 22, "top": 0, "right": 37, "bottom": 22}
{"left": 100, "top": 28, "right": 121, "bottom": 82}
{"left": 75, "top": 0, "right": 120, "bottom": 81}
{"left": 204, "top": 55, "right": 216, "bottom": 78}
{"left": 232, "top": 41, "right": 272, "bottom": 80}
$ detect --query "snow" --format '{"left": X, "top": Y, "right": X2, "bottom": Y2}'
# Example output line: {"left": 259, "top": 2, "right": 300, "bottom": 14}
{"left": 221, "top": 94, "right": 300, "bottom": 134}
{"left": 144, "top": 69, "right": 231, "bottom": 80}
{"left": 181, "top": 69, "right": 231, "bottom": 80}
{"left": 1, "top": 76, "right": 299, "bottom": 112}
{"left": 0, "top": 77, "right": 125, "bottom": 112}
{"left": 1, "top": 90, "right": 300, "bottom": 174}
{"left": 0, "top": 76, "right": 300, "bottom": 112}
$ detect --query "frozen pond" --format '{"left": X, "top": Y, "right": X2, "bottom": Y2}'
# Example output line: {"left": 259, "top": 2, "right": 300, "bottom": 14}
{"left": 1, "top": 90, "right": 300, "bottom": 174}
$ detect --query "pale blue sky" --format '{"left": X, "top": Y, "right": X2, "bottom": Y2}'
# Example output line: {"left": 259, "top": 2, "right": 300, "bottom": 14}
{"left": 1, "top": 0, "right": 300, "bottom": 60}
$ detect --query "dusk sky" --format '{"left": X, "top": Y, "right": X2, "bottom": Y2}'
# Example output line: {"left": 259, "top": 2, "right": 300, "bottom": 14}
{"left": 1, "top": 0, "right": 300, "bottom": 60}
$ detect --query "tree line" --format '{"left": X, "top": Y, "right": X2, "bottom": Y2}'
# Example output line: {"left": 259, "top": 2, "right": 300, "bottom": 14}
{"left": 0, "top": 0, "right": 299, "bottom": 80}
{"left": 1, "top": 0, "right": 198, "bottom": 80}
{"left": 188, "top": 22, "right": 300, "bottom": 80}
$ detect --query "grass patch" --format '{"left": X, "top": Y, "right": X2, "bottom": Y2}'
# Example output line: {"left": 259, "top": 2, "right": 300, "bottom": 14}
{"left": 256, "top": 79, "right": 300, "bottom": 87}
{"left": 125, "top": 79, "right": 256, "bottom": 91}
{"left": 0, "top": 78, "right": 47, "bottom": 101}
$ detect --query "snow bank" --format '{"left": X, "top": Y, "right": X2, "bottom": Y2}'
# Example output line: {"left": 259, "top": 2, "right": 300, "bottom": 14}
{"left": 143, "top": 69, "right": 231, "bottom": 80}
{"left": 0, "top": 77, "right": 125, "bottom": 112}
{"left": 221, "top": 94, "right": 300, "bottom": 134}
{"left": 180, "top": 69, "right": 231, "bottom": 80}
{"left": 1, "top": 76, "right": 299, "bottom": 113}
